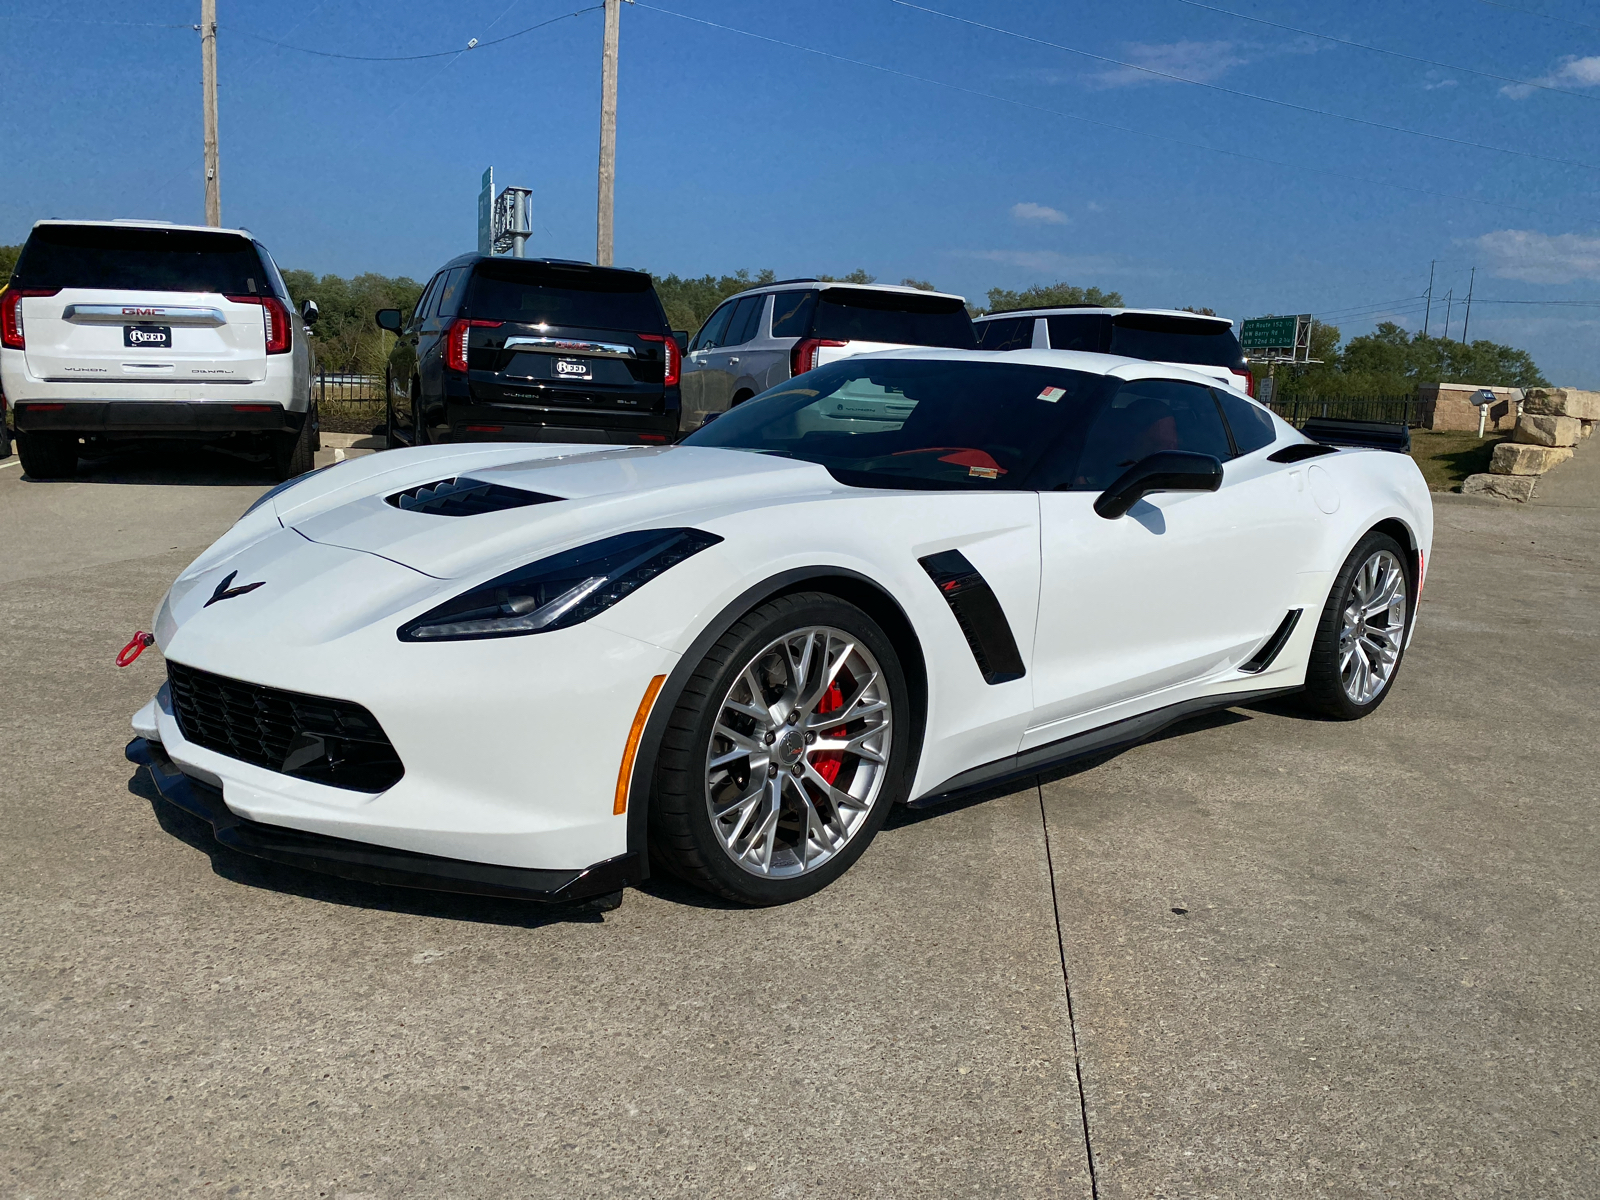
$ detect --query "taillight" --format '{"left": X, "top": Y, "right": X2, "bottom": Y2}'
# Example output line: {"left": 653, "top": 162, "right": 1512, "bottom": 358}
{"left": 639, "top": 333, "right": 680, "bottom": 386}
{"left": 790, "top": 338, "right": 847, "bottom": 377}
{"left": 446, "top": 318, "right": 503, "bottom": 373}
{"left": 225, "top": 294, "right": 293, "bottom": 354}
{"left": 0, "top": 288, "right": 60, "bottom": 351}
{"left": 1231, "top": 368, "right": 1254, "bottom": 397}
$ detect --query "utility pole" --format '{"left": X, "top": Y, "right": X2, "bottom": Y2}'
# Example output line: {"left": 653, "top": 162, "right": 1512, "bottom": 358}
{"left": 595, "top": 0, "right": 625, "bottom": 266}
{"left": 201, "top": 0, "right": 221, "bottom": 227}
{"left": 1443, "top": 289, "right": 1453, "bottom": 340}
{"left": 1423, "top": 260, "right": 1435, "bottom": 337}
{"left": 1462, "top": 266, "right": 1476, "bottom": 343}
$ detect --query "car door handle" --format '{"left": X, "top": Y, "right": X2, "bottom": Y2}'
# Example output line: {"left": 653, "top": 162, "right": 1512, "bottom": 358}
{"left": 728, "top": 357, "right": 739, "bottom": 364}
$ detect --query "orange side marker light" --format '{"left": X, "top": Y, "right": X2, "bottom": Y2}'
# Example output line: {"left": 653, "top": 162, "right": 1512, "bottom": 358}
{"left": 614, "top": 674, "right": 667, "bottom": 815}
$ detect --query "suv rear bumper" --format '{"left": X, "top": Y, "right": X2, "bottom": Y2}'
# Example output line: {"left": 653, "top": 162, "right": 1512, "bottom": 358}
{"left": 14, "top": 400, "right": 307, "bottom": 437}
{"left": 446, "top": 400, "right": 680, "bottom": 444}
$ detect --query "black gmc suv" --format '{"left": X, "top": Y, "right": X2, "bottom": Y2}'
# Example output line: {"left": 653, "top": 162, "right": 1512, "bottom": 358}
{"left": 377, "top": 255, "right": 681, "bottom": 446}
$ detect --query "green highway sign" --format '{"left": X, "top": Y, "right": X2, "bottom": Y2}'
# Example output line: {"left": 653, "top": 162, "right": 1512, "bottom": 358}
{"left": 1240, "top": 315, "right": 1300, "bottom": 351}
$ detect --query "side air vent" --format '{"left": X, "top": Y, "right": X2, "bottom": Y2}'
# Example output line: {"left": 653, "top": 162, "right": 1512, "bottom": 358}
{"left": 386, "top": 477, "right": 559, "bottom": 517}
{"left": 918, "top": 549, "right": 1026, "bottom": 685}
{"left": 1268, "top": 443, "right": 1338, "bottom": 464}
{"left": 1241, "top": 609, "right": 1302, "bottom": 673}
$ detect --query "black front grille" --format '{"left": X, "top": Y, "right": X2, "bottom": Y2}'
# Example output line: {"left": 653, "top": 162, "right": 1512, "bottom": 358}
{"left": 167, "top": 661, "right": 405, "bottom": 793}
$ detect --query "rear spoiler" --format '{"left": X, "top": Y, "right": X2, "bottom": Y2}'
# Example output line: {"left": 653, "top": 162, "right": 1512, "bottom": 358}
{"left": 1300, "top": 417, "right": 1411, "bottom": 454}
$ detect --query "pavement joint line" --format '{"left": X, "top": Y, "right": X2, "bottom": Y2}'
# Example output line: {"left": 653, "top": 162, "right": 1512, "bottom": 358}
{"left": 1, "top": 459, "right": 20, "bottom": 470}
{"left": 1038, "top": 782, "right": 1100, "bottom": 1199}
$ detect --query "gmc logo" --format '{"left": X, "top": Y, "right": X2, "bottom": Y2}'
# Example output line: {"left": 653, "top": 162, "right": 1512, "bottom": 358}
{"left": 122, "top": 307, "right": 161, "bottom": 317}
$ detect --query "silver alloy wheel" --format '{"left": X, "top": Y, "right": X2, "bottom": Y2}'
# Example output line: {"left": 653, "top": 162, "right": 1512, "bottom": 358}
{"left": 1339, "top": 549, "right": 1408, "bottom": 705}
{"left": 705, "top": 626, "right": 893, "bottom": 878}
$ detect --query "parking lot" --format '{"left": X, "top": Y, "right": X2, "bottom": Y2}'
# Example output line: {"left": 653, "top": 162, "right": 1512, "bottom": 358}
{"left": 2, "top": 443, "right": 1596, "bottom": 1199}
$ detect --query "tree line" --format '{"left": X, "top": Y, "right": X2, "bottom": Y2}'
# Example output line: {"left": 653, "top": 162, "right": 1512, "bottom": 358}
{"left": 0, "top": 245, "right": 1552, "bottom": 392}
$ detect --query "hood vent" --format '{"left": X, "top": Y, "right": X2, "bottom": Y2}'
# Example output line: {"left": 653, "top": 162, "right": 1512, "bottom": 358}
{"left": 386, "top": 477, "right": 560, "bottom": 517}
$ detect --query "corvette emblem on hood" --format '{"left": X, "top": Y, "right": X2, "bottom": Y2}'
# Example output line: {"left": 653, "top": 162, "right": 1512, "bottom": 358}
{"left": 204, "top": 570, "right": 266, "bottom": 607}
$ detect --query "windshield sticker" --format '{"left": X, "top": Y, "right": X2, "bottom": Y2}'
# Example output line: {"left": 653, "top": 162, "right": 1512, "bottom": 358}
{"left": 1037, "top": 386, "right": 1067, "bottom": 403}
{"left": 968, "top": 466, "right": 1000, "bottom": 480}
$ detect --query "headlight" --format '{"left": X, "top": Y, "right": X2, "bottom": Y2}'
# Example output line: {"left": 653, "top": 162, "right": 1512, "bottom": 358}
{"left": 398, "top": 528, "right": 722, "bottom": 642}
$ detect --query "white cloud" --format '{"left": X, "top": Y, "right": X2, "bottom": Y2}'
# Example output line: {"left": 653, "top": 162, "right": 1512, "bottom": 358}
{"left": 1011, "top": 202, "right": 1069, "bottom": 225}
{"left": 1501, "top": 54, "right": 1600, "bottom": 98}
{"left": 1089, "top": 40, "right": 1248, "bottom": 88}
{"left": 1473, "top": 229, "right": 1600, "bottom": 284}
{"left": 1422, "top": 77, "right": 1458, "bottom": 91}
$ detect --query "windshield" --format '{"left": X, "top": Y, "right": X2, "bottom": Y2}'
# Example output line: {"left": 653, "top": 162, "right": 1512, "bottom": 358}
{"left": 14, "top": 224, "right": 270, "bottom": 294}
{"left": 683, "top": 358, "right": 1106, "bottom": 490}
{"left": 467, "top": 259, "right": 667, "bottom": 330}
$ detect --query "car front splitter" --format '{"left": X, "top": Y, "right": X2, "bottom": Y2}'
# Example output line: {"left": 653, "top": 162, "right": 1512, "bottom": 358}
{"left": 126, "top": 737, "right": 637, "bottom": 905}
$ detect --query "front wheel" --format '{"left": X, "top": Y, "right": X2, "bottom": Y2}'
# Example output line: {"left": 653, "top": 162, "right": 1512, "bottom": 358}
{"left": 1301, "top": 531, "right": 1414, "bottom": 719}
{"left": 649, "top": 592, "right": 911, "bottom": 905}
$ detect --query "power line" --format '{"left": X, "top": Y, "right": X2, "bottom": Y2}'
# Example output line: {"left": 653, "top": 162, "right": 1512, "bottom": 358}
{"left": 634, "top": 2, "right": 1575, "bottom": 221}
{"left": 229, "top": 5, "right": 601, "bottom": 62}
{"left": 1472, "top": 298, "right": 1600, "bottom": 306}
{"left": 1171, "top": 0, "right": 1600, "bottom": 102}
{"left": 1474, "top": 0, "right": 1600, "bottom": 34}
{"left": 889, "top": 0, "right": 1600, "bottom": 173}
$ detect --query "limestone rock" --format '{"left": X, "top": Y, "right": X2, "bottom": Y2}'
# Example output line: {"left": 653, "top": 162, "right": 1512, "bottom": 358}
{"left": 1490, "top": 442, "right": 1573, "bottom": 475}
{"left": 1513, "top": 413, "right": 1582, "bottom": 447}
{"left": 1462, "top": 473, "right": 1537, "bottom": 502}
{"left": 1522, "top": 388, "right": 1600, "bottom": 421}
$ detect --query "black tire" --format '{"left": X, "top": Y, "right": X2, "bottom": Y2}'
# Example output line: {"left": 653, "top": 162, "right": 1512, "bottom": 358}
{"left": 649, "top": 592, "right": 913, "bottom": 906}
{"left": 309, "top": 400, "right": 321, "bottom": 453}
{"left": 271, "top": 413, "right": 316, "bottom": 482}
{"left": 18, "top": 431, "right": 80, "bottom": 479}
{"left": 1301, "top": 530, "right": 1415, "bottom": 720}
{"left": 0, "top": 420, "right": 12, "bottom": 460}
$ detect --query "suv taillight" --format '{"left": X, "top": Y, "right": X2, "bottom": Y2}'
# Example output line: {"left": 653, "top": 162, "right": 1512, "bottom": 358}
{"left": 225, "top": 294, "right": 293, "bottom": 354}
{"left": 790, "top": 338, "right": 846, "bottom": 378}
{"left": 639, "top": 333, "right": 679, "bottom": 386}
{"left": 0, "top": 288, "right": 60, "bottom": 350}
{"left": 1231, "top": 368, "right": 1255, "bottom": 397}
{"left": 446, "top": 318, "right": 503, "bottom": 373}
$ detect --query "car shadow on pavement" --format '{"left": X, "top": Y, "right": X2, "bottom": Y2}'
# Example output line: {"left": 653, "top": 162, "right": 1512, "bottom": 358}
{"left": 129, "top": 770, "right": 609, "bottom": 928}
{"left": 27, "top": 440, "right": 280, "bottom": 486}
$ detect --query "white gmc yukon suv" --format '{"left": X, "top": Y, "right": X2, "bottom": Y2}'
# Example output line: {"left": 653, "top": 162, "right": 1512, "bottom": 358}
{"left": 0, "top": 219, "right": 319, "bottom": 480}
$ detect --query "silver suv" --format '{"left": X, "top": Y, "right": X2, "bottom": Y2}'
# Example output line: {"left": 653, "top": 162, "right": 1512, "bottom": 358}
{"left": 679, "top": 281, "right": 974, "bottom": 431}
{"left": 0, "top": 219, "right": 319, "bottom": 479}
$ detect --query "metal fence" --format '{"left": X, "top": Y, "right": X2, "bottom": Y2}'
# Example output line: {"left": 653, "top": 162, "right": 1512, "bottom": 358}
{"left": 315, "top": 372, "right": 385, "bottom": 431}
{"left": 1265, "top": 395, "right": 1421, "bottom": 429}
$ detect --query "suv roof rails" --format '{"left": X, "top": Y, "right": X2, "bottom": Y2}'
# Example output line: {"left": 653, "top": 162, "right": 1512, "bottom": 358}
{"left": 768, "top": 277, "right": 819, "bottom": 286}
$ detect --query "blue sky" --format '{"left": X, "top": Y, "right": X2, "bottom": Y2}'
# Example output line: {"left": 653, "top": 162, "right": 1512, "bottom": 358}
{"left": 3, "top": 0, "right": 1598, "bottom": 383}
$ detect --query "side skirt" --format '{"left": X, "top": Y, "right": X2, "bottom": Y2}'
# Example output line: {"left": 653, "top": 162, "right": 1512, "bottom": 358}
{"left": 910, "top": 685, "right": 1300, "bottom": 808}
{"left": 127, "top": 738, "right": 636, "bottom": 904}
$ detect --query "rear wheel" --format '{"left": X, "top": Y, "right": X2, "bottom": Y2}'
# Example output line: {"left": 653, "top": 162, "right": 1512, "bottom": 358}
{"left": 411, "top": 389, "right": 430, "bottom": 446}
{"left": 650, "top": 593, "right": 910, "bottom": 906}
{"left": 1301, "top": 531, "right": 1413, "bottom": 719}
{"left": 18, "top": 431, "right": 80, "bottom": 479}
{"left": 271, "top": 413, "right": 316, "bottom": 482}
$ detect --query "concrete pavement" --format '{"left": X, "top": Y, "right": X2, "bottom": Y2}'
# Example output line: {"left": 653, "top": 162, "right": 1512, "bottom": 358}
{"left": 1, "top": 443, "right": 1595, "bottom": 1197}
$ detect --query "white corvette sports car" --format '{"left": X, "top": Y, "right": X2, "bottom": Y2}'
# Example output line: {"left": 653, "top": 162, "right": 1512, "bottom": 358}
{"left": 128, "top": 349, "right": 1432, "bottom": 907}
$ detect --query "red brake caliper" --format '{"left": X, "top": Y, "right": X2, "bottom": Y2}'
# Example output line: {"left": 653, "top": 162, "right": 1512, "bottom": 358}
{"left": 811, "top": 678, "right": 849, "bottom": 785}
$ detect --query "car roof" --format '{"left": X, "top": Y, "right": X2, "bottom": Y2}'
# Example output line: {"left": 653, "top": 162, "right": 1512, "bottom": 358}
{"left": 31, "top": 218, "right": 257, "bottom": 240}
{"left": 975, "top": 305, "right": 1234, "bottom": 329}
{"left": 435, "top": 252, "right": 652, "bottom": 279}
{"left": 727, "top": 280, "right": 967, "bottom": 304}
{"left": 834, "top": 345, "right": 1253, "bottom": 394}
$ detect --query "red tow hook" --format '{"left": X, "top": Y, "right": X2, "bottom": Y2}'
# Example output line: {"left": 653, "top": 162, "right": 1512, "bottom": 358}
{"left": 116, "top": 631, "right": 156, "bottom": 667}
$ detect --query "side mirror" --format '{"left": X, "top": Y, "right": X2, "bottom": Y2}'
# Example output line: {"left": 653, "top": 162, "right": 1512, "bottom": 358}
{"left": 698, "top": 412, "right": 721, "bottom": 428}
{"left": 300, "top": 299, "right": 320, "bottom": 326}
{"left": 672, "top": 331, "right": 689, "bottom": 353}
{"left": 1094, "top": 451, "right": 1223, "bottom": 520}
{"left": 375, "top": 308, "right": 403, "bottom": 334}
